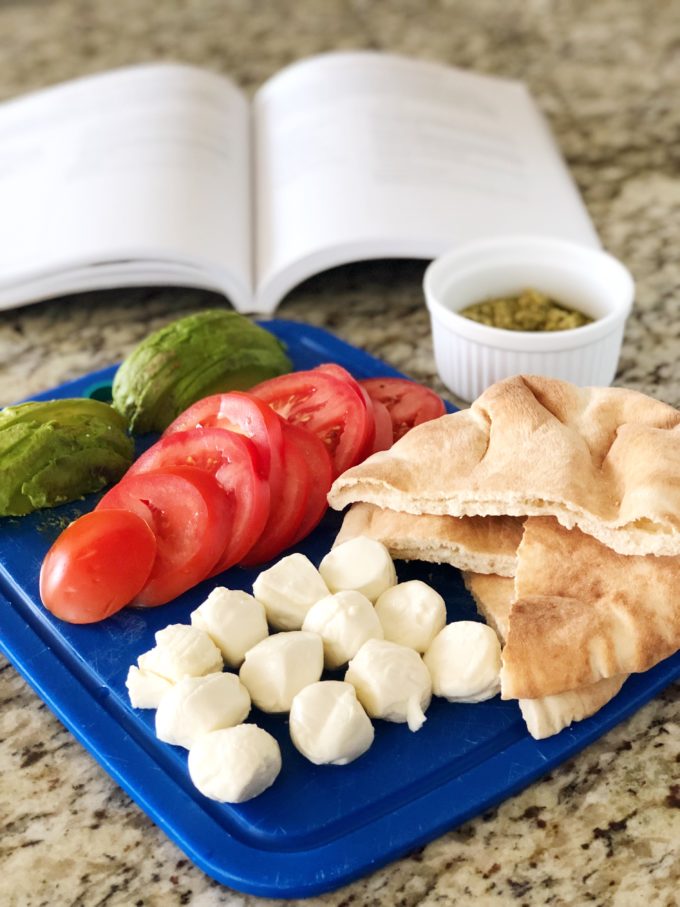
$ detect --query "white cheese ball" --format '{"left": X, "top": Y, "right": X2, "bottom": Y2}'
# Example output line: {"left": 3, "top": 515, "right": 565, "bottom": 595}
{"left": 239, "top": 631, "right": 324, "bottom": 713}
{"left": 423, "top": 621, "right": 501, "bottom": 703}
{"left": 191, "top": 587, "right": 268, "bottom": 668}
{"left": 188, "top": 725, "right": 281, "bottom": 803}
{"left": 302, "top": 590, "right": 384, "bottom": 669}
{"left": 138, "top": 624, "right": 223, "bottom": 681}
{"left": 155, "top": 672, "right": 251, "bottom": 749}
{"left": 252, "top": 553, "right": 330, "bottom": 630}
{"left": 375, "top": 580, "right": 447, "bottom": 653}
{"left": 289, "top": 681, "right": 374, "bottom": 765}
{"left": 320, "top": 536, "right": 397, "bottom": 602}
{"left": 345, "top": 639, "right": 432, "bottom": 732}
{"left": 126, "top": 666, "right": 174, "bottom": 709}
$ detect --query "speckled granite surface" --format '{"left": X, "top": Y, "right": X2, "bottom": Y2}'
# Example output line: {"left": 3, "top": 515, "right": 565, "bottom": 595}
{"left": 1, "top": 1, "right": 679, "bottom": 905}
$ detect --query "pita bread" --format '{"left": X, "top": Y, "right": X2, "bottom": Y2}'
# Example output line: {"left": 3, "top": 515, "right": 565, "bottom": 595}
{"left": 463, "top": 571, "right": 627, "bottom": 739}
{"left": 463, "top": 572, "right": 514, "bottom": 639}
{"left": 500, "top": 517, "right": 680, "bottom": 699}
{"left": 334, "top": 503, "right": 523, "bottom": 577}
{"left": 328, "top": 375, "right": 680, "bottom": 557}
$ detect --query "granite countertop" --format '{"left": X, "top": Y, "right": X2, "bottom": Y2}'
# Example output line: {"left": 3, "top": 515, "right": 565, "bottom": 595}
{"left": 1, "top": 1, "right": 679, "bottom": 905}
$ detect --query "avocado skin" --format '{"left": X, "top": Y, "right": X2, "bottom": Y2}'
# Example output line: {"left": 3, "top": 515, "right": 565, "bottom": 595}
{"left": 111, "top": 309, "right": 292, "bottom": 434}
{"left": 0, "top": 399, "right": 134, "bottom": 516}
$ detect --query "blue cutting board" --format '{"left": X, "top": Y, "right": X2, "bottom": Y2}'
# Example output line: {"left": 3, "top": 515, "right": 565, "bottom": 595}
{"left": 1, "top": 319, "right": 678, "bottom": 898}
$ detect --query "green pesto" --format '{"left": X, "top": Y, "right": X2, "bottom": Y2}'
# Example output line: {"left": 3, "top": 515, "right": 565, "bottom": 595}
{"left": 459, "top": 289, "right": 593, "bottom": 332}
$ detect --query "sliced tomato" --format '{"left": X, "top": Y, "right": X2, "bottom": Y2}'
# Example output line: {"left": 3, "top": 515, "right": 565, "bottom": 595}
{"left": 315, "top": 363, "right": 398, "bottom": 455}
{"left": 40, "top": 510, "right": 157, "bottom": 624}
{"left": 250, "top": 370, "right": 372, "bottom": 477}
{"left": 163, "top": 391, "right": 284, "bottom": 483}
{"left": 126, "top": 427, "right": 269, "bottom": 571}
{"left": 284, "top": 421, "right": 334, "bottom": 544}
{"left": 370, "top": 397, "right": 394, "bottom": 453}
{"left": 360, "top": 377, "right": 446, "bottom": 442}
{"left": 315, "top": 363, "right": 377, "bottom": 460}
{"left": 315, "top": 363, "right": 364, "bottom": 396}
{"left": 98, "top": 466, "right": 233, "bottom": 606}
{"left": 239, "top": 422, "right": 310, "bottom": 567}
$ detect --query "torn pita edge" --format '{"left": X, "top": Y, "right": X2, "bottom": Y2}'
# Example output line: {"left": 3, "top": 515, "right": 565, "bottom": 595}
{"left": 334, "top": 503, "right": 521, "bottom": 576}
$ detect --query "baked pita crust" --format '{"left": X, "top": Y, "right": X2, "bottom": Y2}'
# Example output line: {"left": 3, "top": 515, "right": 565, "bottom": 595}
{"left": 328, "top": 375, "right": 680, "bottom": 557}
{"left": 334, "top": 502, "right": 523, "bottom": 577}
{"left": 500, "top": 517, "right": 680, "bottom": 699}
{"left": 463, "top": 572, "right": 514, "bottom": 639}
{"left": 463, "top": 571, "right": 627, "bottom": 739}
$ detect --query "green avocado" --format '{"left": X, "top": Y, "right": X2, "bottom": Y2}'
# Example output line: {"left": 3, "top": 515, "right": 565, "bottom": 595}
{"left": 112, "top": 309, "right": 292, "bottom": 434}
{"left": 0, "top": 398, "right": 134, "bottom": 516}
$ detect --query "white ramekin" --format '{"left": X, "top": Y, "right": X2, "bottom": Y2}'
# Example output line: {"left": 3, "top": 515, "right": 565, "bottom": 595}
{"left": 423, "top": 236, "right": 635, "bottom": 402}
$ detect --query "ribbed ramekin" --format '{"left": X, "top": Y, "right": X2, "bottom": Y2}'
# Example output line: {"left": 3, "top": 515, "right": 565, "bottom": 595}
{"left": 423, "top": 236, "right": 635, "bottom": 402}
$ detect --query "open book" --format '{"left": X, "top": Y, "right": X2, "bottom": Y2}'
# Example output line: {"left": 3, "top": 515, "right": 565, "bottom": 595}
{"left": 0, "top": 52, "right": 599, "bottom": 314}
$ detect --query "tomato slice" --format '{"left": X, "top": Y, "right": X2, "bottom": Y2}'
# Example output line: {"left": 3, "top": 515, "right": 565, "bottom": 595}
{"left": 40, "top": 510, "right": 157, "bottom": 623}
{"left": 315, "top": 363, "right": 365, "bottom": 397}
{"left": 164, "top": 392, "right": 286, "bottom": 554}
{"left": 360, "top": 377, "right": 446, "bottom": 442}
{"left": 250, "top": 370, "right": 372, "bottom": 477}
{"left": 284, "top": 421, "right": 334, "bottom": 544}
{"left": 98, "top": 466, "right": 233, "bottom": 606}
{"left": 163, "top": 391, "right": 285, "bottom": 482}
{"left": 316, "top": 364, "right": 393, "bottom": 454}
{"left": 315, "top": 363, "right": 377, "bottom": 460}
{"left": 370, "top": 397, "right": 394, "bottom": 453}
{"left": 127, "top": 427, "right": 269, "bottom": 571}
{"left": 239, "top": 423, "right": 310, "bottom": 567}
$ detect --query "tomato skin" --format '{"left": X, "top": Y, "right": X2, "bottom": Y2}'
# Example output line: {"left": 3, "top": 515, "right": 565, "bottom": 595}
{"left": 238, "top": 423, "right": 310, "bottom": 568}
{"left": 40, "top": 510, "right": 157, "bottom": 624}
{"left": 98, "top": 466, "right": 233, "bottom": 607}
{"left": 163, "top": 391, "right": 284, "bottom": 482}
{"left": 369, "top": 397, "right": 394, "bottom": 453}
{"left": 314, "top": 364, "right": 364, "bottom": 396}
{"left": 315, "top": 363, "right": 377, "bottom": 460}
{"left": 250, "top": 370, "right": 372, "bottom": 477}
{"left": 127, "top": 427, "right": 270, "bottom": 571}
{"left": 284, "top": 421, "right": 334, "bottom": 544}
{"left": 314, "top": 363, "right": 393, "bottom": 455}
{"left": 360, "top": 377, "right": 446, "bottom": 442}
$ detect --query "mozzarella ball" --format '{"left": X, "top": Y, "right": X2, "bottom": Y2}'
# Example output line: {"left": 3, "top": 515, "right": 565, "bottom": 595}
{"left": 423, "top": 621, "right": 501, "bottom": 703}
{"left": 126, "top": 666, "right": 174, "bottom": 709}
{"left": 302, "top": 590, "right": 384, "bottom": 669}
{"left": 155, "top": 672, "right": 251, "bottom": 749}
{"left": 188, "top": 725, "right": 281, "bottom": 803}
{"left": 345, "top": 639, "right": 431, "bottom": 732}
{"left": 252, "top": 553, "right": 330, "bottom": 630}
{"left": 321, "top": 536, "right": 397, "bottom": 602}
{"left": 375, "top": 580, "right": 447, "bottom": 653}
{"left": 191, "top": 587, "right": 268, "bottom": 668}
{"left": 289, "top": 681, "right": 374, "bottom": 765}
{"left": 138, "top": 624, "right": 223, "bottom": 681}
{"left": 239, "top": 631, "right": 323, "bottom": 712}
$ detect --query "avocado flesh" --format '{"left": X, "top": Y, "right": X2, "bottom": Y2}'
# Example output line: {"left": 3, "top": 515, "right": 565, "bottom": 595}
{"left": 0, "top": 400, "right": 134, "bottom": 516}
{"left": 112, "top": 309, "right": 292, "bottom": 434}
{"left": 0, "top": 397, "right": 129, "bottom": 433}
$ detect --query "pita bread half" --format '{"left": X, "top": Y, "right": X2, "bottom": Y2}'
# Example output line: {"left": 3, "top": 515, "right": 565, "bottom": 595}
{"left": 463, "top": 571, "right": 627, "bottom": 740}
{"left": 500, "top": 517, "right": 680, "bottom": 699}
{"left": 328, "top": 375, "right": 680, "bottom": 557}
{"left": 334, "top": 503, "right": 523, "bottom": 577}
{"left": 463, "top": 572, "right": 514, "bottom": 639}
